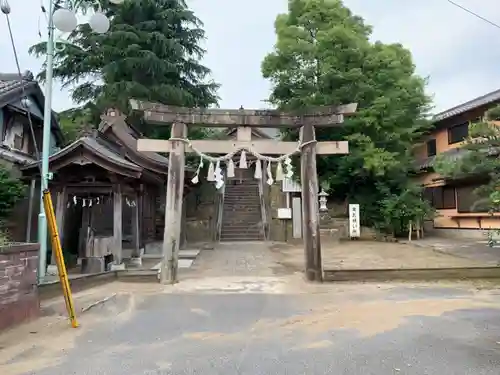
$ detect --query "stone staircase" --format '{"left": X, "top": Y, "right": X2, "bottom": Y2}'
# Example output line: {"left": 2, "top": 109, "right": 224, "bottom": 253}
{"left": 220, "top": 179, "right": 264, "bottom": 241}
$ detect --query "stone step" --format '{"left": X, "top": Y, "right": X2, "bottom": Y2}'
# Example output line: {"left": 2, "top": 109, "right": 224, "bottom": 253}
{"left": 220, "top": 235, "right": 264, "bottom": 241}
{"left": 223, "top": 209, "right": 261, "bottom": 213}
{"left": 223, "top": 199, "right": 260, "bottom": 203}
{"left": 222, "top": 215, "right": 261, "bottom": 219}
{"left": 220, "top": 231, "right": 263, "bottom": 237}
{"left": 224, "top": 198, "right": 259, "bottom": 201}
{"left": 222, "top": 222, "right": 261, "bottom": 227}
{"left": 221, "top": 226, "right": 260, "bottom": 233}
{"left": 225, "top": 188, "right": 258, "bottom": 191}
{"left": 224, "top": 209, "right": 260, "bottom": 212}
{"left": 224, "top": 189, "right": 259, "bottom": 196}
{"left": 224, "top": 194, "right": 259, "bottom": 198}
{"left": 225, "top": 183, "right": 259, "bottom": 186}
{"left": 224, "top": 214, "right": 261, "bottom": 219}
{"left": 224, "top": 201, "right": 259, "bottom": 204}
{"left": 224, "top": 188, "right": 259, "bottom": 192}
{"left": 225, "top": 194, "right": 258, "bottom": 197}
{"left": 221, "top": 221, "right": 262, "bottom": 226}
{"left": 223, "top": 216, "right": 260, "bottom": 220}
{"left": 222, "top": 222, "right": 261, "bottom": 226}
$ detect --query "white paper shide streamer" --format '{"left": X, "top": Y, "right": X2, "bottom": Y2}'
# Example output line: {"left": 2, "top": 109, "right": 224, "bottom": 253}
{"left": 185, "top": 139, "right": 299, "bottom": 190}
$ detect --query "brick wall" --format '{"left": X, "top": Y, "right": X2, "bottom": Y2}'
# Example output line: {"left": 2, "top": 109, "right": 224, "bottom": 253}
{"left": 0, "top": 243, "right": 40, "bottom": 331}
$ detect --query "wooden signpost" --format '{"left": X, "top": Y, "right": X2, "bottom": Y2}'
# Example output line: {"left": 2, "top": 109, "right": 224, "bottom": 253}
{"left": 131, "top": 100, "right": 357, "bottom": 283}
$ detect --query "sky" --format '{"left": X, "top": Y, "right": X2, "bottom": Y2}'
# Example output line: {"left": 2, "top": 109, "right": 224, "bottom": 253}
{"left": 1, "top": 0, "right": 499, "bottom": 114}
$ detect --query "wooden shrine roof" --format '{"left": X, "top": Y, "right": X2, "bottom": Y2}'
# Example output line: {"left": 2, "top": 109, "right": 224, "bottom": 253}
{"left": 21, "top": 134, "right": 143, "bottom": 179}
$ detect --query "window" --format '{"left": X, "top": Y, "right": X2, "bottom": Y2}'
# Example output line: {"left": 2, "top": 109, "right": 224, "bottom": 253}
{"left": 426, "top": 139, "right": 436, "bottom": 156}
{"left": 442, "top": 186, "right": 456, "bottom": 209}
{"left": 423, "top": 188, "right": 433, "bottom": 203}
{"left": 456, "top": 185, "right": 487, "bottom": 213}
{"left": 13, "top": 134, "right": 23, "bottom": 150}
{"left": 448, "top": 122, "right": 469, "bottom": 144}
{"left": 425, "top": 186, "right": 456, "bottom": 209}
{"left": 3, "top": 120, "right": 25, "bottom": 151}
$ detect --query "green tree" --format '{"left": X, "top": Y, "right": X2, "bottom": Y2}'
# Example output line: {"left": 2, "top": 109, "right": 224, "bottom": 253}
{"left": 30, "top": 0, "right": 219, "bottom": 139}
{"left": 0, "top": 167, "right": 25, "bottom": 219}
{"left": 261, "top": 0, "right": 433, "bottom": 233}
{"left": 0, "top": 166, "right": 26, "bottom": 242}
{"left": 56, "top": 105, "right": 97, "bottom": 144}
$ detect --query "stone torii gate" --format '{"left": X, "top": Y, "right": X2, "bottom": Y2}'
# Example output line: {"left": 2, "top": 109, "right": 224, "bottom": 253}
{"left": 131, "top": 100, "right": 357, "bottom": 283}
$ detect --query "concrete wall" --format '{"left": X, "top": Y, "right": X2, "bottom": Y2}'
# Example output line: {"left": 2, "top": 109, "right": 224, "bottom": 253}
{"left": 0, "top": 243, "right": 39, "bottom": 331}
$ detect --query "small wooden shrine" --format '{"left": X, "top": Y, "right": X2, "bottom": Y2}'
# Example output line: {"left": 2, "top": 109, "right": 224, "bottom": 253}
{"left": 21, "top": 110, "right": 179, "bottom": 273}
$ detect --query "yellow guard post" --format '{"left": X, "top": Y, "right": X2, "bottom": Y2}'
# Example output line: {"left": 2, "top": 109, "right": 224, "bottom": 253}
{"left": 42, "top": 189, "right": 79, "bottom": 328}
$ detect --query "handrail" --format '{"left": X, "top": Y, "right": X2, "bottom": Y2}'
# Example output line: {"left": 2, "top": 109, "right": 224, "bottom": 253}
{"left": 257, "top": 176, "right": 270, "bottom": 241}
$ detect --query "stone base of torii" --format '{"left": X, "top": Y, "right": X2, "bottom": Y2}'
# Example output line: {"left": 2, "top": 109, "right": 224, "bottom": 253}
{"left": 130, "top": 100, "right": 357, "bottom": 284}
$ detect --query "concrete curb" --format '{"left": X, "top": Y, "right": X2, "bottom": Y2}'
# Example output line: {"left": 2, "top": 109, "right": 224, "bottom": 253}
{"left": 324, "top": 266, "right": 500, "bottom": 282}
{"left": 38, "top": 270, "right": 158, "bottom": 301}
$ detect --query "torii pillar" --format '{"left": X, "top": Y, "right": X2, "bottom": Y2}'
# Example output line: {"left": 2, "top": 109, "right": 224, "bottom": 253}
{"left": 130, "top": 100, "right": 357, "bottom": 283}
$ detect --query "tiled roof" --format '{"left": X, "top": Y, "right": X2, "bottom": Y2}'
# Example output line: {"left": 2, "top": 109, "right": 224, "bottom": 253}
{"left": 81, "top": 136, "right": 141, "bottom": 171}
{"left": 0, "top": 71, "right": 37, "bottom": 107}
{"left": 0, "top": 79, "right": 25, "bottom": 94}
{"left": 111, "top": 123, "right": 170, "bottom": 169}
{"left": 433, "top": 89, "right": 500, "bottom": 122}
{"left": 416, "top": 148, "right": 467, "bottom": 170}
{"left": 21, "top": 135, "right": 142, "bottom": 174}
{"left": 416, "top": 145, "right": 500, "bottom": 171}
{"left": 0, "top": 71, "right": 64, "bottom": 145}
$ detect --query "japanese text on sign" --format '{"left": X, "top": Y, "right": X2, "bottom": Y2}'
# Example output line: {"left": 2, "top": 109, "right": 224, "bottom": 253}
{"left": 349, "top": 204, "right": 360, "bottom": 238}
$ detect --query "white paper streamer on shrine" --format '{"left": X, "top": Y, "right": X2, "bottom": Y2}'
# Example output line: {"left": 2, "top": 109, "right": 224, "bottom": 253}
{"left": 65, "top": 195, "right": 135, "bottom": 208}
{"left": 266, "top": 161, "right": 273, "bottom": 185}
{"left": 227, "top": 159, "right": 235, "bottom": 178}
{"left": 214, "top": 160, "right": 224, "bottom": 189}
{"left": 254, "top": 159, "right": 262, "bottom": 179}
{"left": 191, "top": 157, "right": 204, "bottom": 184}
{"left": 171, "top": 135, "right": 311, "bottom": 190}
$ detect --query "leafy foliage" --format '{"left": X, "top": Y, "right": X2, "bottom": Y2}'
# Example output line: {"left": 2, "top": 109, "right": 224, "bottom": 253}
{"left": 30, "top": 0, "right": 219, "bottom": 114}
{"left": 261, "top": 0, "right": 433, "bottom": 233}
{"left": 379, "top": 183, "right": 435, "bottom": 235}
{"left": 0, "top": 166, "right": 26, "bottom": 221}
{"left": 434, "top": 105, "right": 500, "bottom": 215}
{"left": 56, "top": 105, "right": 97, "bottom": 144}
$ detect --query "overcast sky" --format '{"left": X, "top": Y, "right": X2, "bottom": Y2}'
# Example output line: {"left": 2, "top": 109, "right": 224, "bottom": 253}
{"left": 1, "top": 0, "right": 499, "bottom": 114}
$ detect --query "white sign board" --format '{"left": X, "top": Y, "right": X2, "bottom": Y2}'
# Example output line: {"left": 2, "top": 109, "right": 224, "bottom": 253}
{"left": 349, "top": 204, "right": 360, "bottom": 238}
{"left": 277, "top": 208, "right": 292, "bottom": 219}
{"left": 281, "top": 177, "right": 301, "bottom": 192}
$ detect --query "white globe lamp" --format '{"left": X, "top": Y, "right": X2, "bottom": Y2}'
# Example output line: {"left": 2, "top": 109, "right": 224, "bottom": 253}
{"left": 53, "top": 8, "right": 78, "bottom": 33}
{"left": 89, "top": 12, "right": 110, "bottom": 34}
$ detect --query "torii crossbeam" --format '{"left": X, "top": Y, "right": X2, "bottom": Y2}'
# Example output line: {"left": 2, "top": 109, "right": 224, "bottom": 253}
{"left": 131, "top": 100, "right": 357, "bottom": 284}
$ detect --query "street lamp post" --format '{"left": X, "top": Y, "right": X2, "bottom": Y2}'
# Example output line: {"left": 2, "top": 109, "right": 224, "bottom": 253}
{"left": 36, "top": 0, "right": 123, "bottom": 282}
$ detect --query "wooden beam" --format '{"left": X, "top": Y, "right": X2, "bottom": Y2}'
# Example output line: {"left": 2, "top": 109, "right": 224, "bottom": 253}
{"left": 113, "top": 185, "right": 123, "bottom": 265}
{"left": 53, "top": 186, "right": 67, "bottom": 266}
{"left": 25, "top": 178, "right": 36, "bottom": 242}
{"left": 130, "top": 100, "right": 357, "bottom": 128}
{"left": 130, "top": 190, "right": 142, "bottom": 266}
{"left": 137, "top": 139, "right": 349, "bottom": 155}
{"left": 300, "top": 124, "right": 322, "bottom": 282}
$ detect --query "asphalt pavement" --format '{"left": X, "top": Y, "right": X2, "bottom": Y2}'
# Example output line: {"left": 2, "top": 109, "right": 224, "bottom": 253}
{"left": 2, "top": 242, "right": 500, "bottom": 374}
{"left": 1, "top": 280, "right": 500, "bottom": 375}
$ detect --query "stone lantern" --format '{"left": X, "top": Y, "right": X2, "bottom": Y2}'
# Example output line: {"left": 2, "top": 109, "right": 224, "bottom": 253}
{"left": 319, "top": 189, "right": 329, "bottom": 212}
